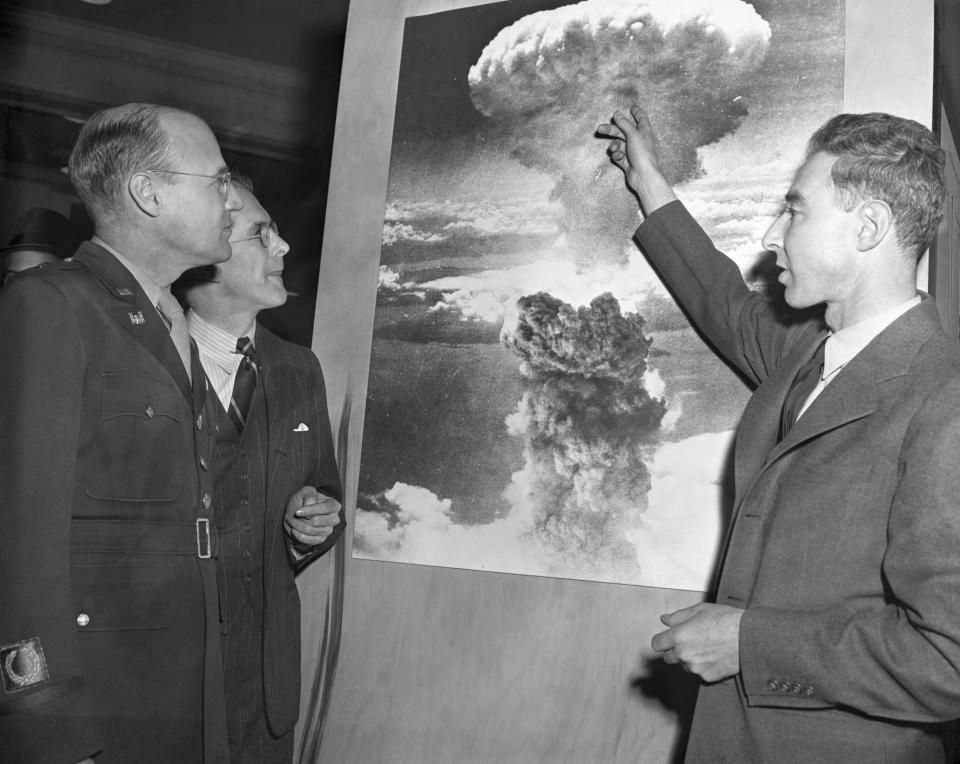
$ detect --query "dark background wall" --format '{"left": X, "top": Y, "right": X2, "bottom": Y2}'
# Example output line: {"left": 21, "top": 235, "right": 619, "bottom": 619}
{"left": 0, "top": 0, "right": 351, "bottom": 346}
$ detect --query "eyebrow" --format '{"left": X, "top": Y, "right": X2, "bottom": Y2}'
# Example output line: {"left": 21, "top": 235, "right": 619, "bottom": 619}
{"left": 784, "top": 190, "right": 807, "bottom": 207}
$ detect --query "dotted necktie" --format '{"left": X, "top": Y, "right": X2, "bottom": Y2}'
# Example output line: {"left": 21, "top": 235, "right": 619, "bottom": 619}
{"left": 229, "top": 336, "right": 259, "bottom": 433}
{"left": 779, "top": 339, "right": 827, "bottom": 441}
{"left": 156, "top": 287, "right": 192, "bottom": 383}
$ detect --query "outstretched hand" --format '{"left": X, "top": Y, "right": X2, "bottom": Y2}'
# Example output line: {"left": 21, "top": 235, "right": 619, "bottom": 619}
{"left": 596, "top": 104, "right": 676, "bottom": 214}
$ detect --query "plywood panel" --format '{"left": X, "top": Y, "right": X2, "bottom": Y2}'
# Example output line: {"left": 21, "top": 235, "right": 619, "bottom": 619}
{"left": 304, "top": 1, "right": 704, "bottom": 761}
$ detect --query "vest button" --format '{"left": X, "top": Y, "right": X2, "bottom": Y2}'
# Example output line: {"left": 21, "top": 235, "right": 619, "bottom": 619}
{"left": 77, "top": 613, "right": 90, "bottom": 627}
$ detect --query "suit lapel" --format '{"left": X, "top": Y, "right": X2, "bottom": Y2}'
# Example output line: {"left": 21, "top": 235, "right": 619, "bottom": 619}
{"left": 255, "top": 328, "right": 292, "bottom": 568}
{"left": 742, "top": 298, "right": 941, "bottom": 489}
{"left": 733, "top": 330, "right": 830, "bottom": 493}
{"left": 76, "top": 242, "right": 193, "bottom": 403}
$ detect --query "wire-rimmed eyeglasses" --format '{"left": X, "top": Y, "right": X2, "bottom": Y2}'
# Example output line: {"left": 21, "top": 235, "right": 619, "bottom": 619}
{"left": 146, "top": 168, "right": 233, "bottom": 199}
{"left": 230, "top": 222, "right": 282, "bottom": 253}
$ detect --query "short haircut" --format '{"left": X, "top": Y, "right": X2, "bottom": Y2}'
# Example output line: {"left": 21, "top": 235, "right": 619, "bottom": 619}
{"left": 68, "top": 103, "right": 177, "bottom": 222}
{"left": 806, "top": 113, "right": 946, "bottom": 257}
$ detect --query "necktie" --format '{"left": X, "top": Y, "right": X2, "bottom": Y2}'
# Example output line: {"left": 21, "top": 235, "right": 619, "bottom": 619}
{"left": 156, "top": 287, "right": 192, "bottom": 383}
{"left": 779, "top": 338, "right": 827, "bottom": 440}
{"left": 229, "top": 336, "right": 259, "bottom": 433}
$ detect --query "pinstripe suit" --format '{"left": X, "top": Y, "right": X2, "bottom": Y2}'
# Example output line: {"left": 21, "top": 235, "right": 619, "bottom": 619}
{"left": 197, "top": 320, "right": 344, "bottom": 761}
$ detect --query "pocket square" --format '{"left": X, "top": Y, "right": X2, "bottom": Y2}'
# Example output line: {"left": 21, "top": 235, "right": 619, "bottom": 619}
{"left": 294, "top": 423, "right": 309, "bottom": 432}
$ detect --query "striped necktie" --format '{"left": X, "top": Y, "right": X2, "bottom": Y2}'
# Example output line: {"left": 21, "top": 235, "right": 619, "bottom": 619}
{"left": 229, "top": 336, "right": 259, "bottom": 433}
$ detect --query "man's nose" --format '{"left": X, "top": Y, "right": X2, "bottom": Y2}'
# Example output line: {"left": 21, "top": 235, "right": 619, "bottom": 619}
{"left": 225, "top": 184, "right": 244, "bottom": 213}
{"left": 761, "top": 214, "right": 785, "bottom": 252}
{"left": 272, "top": 235, "right": 291, "bottom": 258}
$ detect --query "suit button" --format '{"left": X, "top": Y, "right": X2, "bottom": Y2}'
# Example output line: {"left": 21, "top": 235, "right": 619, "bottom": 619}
{"left": 199, "top": 456, "right": 208, "bottom": 470}
{"left": 77, "top": 613, "right": 90, "bottom": 627}
{"left": 767, "top": 679, "right": 779, "bottom": 691}
{"left": 196, "top": 414, "right": 204, "bottom": 430}
{"left": 202, "top": 492, "right": 212, "bottom": 509}
{"left": 145, "top": 405, "right": 154, "bottom": 419}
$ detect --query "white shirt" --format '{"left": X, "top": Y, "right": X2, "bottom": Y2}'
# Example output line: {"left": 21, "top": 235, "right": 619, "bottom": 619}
{"left": 186, "top": 310, "right": 256, "bottom": 411}
{"left": 797, "top": 295, "right": 922, "bottom": 420}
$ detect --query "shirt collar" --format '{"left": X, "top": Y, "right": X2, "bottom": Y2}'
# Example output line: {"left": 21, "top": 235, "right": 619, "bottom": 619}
{"left": 823, "top": 295, "right": 921, "bottom": 378}
{"left": 186, "top": 309, "right": 256, "bottom": 370}
{"left": 92, "top": 235, "right": 166, "bottom": 307}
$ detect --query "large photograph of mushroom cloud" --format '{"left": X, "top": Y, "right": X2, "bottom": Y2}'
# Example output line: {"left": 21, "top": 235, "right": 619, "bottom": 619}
{"left": 353, "top": 0, "right": 843, "bottom": 592}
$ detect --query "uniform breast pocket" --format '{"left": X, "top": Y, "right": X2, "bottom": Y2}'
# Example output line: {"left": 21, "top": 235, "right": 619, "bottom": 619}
{"left": 85, "top": 372, "right": 186, "bottom": 503}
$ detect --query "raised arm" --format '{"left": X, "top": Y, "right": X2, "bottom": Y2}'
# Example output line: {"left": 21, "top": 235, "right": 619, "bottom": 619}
{"left": 596, "top": 105, "right": 677, "bottom": 217}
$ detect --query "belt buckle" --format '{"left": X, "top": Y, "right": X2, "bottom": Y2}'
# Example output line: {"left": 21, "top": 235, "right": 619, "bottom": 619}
{"left": 196, "top": 518, "right": 211, "bottom": 559}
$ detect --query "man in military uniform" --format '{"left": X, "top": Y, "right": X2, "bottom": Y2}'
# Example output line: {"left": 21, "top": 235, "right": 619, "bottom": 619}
{"left": 0, "top": 103, "right": 243, "bottom": 763}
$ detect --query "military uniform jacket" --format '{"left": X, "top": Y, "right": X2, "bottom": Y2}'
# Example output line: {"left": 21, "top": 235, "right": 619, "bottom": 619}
{"left": 636, "top": 202, "right": 960, "bottom": 763}
{"left": 0, "top": 242, "right": 227, "bottom": 763}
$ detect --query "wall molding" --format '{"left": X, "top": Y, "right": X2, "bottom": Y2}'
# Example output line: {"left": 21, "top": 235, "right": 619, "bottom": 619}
{"left": 0, "top": 7, "right": 319, "bottom": 160}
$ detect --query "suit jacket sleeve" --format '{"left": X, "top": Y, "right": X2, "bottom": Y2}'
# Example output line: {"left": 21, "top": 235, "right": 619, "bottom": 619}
{"left": 0, "top": 275, "right": 104, "bottom": 761}
{"left": 634, "top": 200, "right": 820, "bottom": 386}
{"left": 288, "top": 348, "right": 344, "bottom": 571}
{"left": 739, "top": 376, "right": 960, "bottom": 722}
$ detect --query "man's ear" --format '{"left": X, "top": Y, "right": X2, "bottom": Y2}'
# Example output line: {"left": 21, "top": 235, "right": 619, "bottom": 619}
{"left": 856, "top": 199, "right": 893, "bottom": 252}
{"left": 128, "top": 172, "right": 161, "bottom": 218}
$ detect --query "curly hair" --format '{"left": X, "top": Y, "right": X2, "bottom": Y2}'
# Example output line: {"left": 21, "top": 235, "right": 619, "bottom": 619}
{"left": 806, "top": 113, "right": 946, "bottom": 257}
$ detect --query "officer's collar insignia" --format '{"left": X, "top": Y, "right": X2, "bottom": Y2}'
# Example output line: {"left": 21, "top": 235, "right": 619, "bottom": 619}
{"left": 1, "top": 638, "right": 49, "bottom": 693}
{"left": 128, "top": 311, "right": 146, "bottom": 325}
{"left": 116, "top": 287, "right": 134, "bottom": 296}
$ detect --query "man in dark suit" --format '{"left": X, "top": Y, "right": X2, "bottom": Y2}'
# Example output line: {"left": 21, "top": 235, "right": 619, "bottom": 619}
{"left": 175, "top": 178, "right": 344, "bottom": 763}
{"left": 0, "top": 103, "right": 244, "bottom": 763}
{"left": 597, "top": 106, "right": 960, "bottom": 761}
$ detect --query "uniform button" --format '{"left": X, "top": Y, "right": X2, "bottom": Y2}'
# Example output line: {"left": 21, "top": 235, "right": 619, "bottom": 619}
{"left": 196, "top": 414, "right": 204, "bottom": 430}
{"left": 243, "top": 550, "right": 252, "bottom": 558}
{"left": 805, "top": 686, "right": 815, "bottom": 697}
{"left": 240, "top": 473, "right": 248, "bottom": 480}
{"left": 791, "top": 683, "right": 803, "bottom": 695}
{"left": 77, "top": 613, "right": 90, "bottom": 627}
{"left": 145, "top": 405, "right": 154, "bottom": 419}
{"left": 241, "top": 498, "right": 249, "bottom": 506}
{"left": 243, "top": 523, "right": 251, "bottom": 531}
{"left": 244, "top": 576, "right": 252, "bottom": 583}
{"left": 202, "top": 492, "right": 212, "bottom": 509}
{"left": 767, "top": 679, "right": 778, "bottom": 691}
{"left": 779, "top": 681, "right": 792, "bottom": 693}
{"left": 199, "top": 456, "right": 208, "bottom": 470}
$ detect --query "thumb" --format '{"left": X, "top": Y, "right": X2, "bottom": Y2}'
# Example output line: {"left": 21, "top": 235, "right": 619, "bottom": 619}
{"left": 660, "top": 603, "right": 702, "bottom": 627}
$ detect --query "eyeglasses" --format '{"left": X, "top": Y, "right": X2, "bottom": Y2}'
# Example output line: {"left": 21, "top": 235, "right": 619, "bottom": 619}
{"left": 230, "top": 222, "right": 283, "bottom": 254}
{"left": 146, "top": 168, "right": 233, "bottom": 199}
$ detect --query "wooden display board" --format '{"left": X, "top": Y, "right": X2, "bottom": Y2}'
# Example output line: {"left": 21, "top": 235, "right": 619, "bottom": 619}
{"left": 298, "top": 2, "right": 934, "bottom": 762}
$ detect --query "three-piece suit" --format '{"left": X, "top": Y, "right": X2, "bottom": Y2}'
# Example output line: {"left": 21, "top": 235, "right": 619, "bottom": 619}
{"left": 636, "top": 201, "right": 960, "bottom": 762}
{"left": 200, "top": 320, "right": 343, "bottom": 760}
